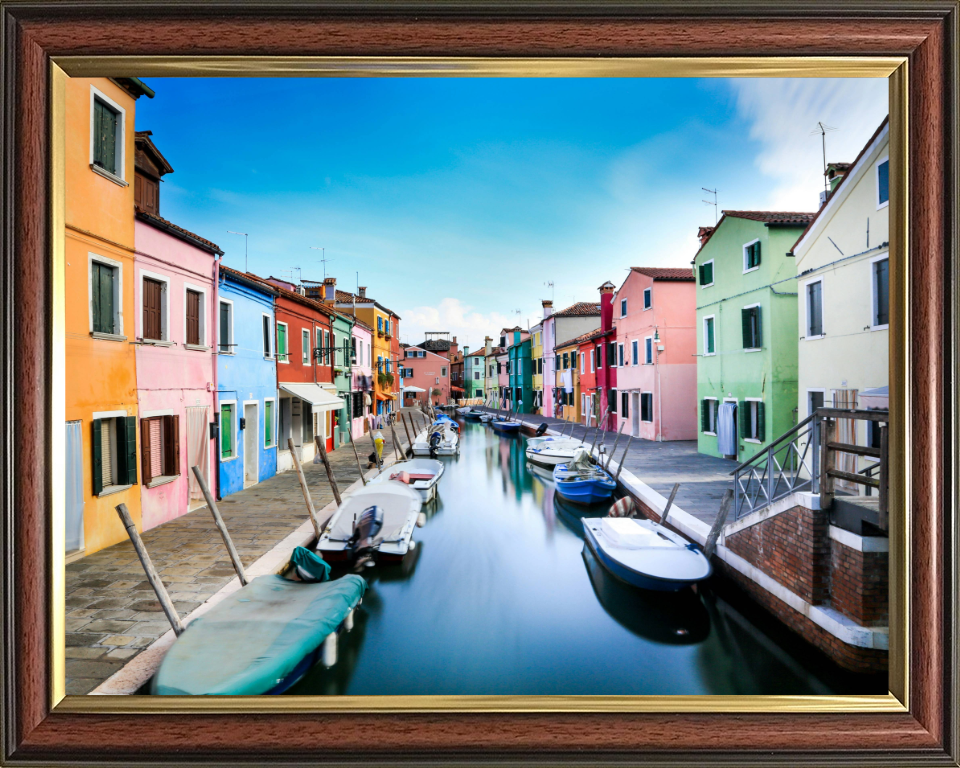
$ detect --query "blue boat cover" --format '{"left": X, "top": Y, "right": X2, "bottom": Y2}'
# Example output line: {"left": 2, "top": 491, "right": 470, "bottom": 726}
{"left": 152, "top": 574, "right": 366, "bottom": 695}
{"left": 290, "top": 546, "right": 331, "bottom": 582}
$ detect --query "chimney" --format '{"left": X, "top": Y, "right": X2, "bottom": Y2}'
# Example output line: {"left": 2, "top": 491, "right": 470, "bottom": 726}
{"left": 825, "top": 162, "right": 850, "bottom": 193}
{"left": 542, "top": 299, "right": 553, "bottom": 318}
{"left": 358, "top": 286, "right": 367, "bottom": 299}
{"left": 484, "top": 335, "right": 492, "bottom": 356}
{"left": 697, "top": 226, "right": 715, "bottom": 246}
{"left": 598, "top": 280, "right": 616, "bottom": 334}
{"left": 323, "top": 277, "right": 336, "bottom": 304}
{"left": 449, "top": 335, "right": 459, "bottom": 359}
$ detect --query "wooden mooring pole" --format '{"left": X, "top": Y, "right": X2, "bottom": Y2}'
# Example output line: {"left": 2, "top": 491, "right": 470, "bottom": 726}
{"left": 704, "top": 489, "right": 733, "bottom": 559}
{"left": 614, "top": 436, "right": 632, "bottom": 481}
{"left": 389, "top": 422, "right": 404, "bottom": 462}
{"left": 115, "top": 503, "right": 185, "bottom": 636}
{"left": 591, "top": 407, "right": 610, "bottom": 456}
{"left": 400, "top": 412, "right": 415, "bottom": 456}
{"left": 347, "top": 429, "right": 368, "bottom": 485}
{"left": 286, "top": 438, "right": 323, "bottom": 538}
{"left": 605, "top": 422, "right": 626, "bottom": 471}
{"left": 191, "top": 466, "right": 249, "bottom": 586}
{"left": 314, "top": 436, "right": 343, "bottom": 506}
{"left": 660, "top": 483, "right": 680, "bottom": 527}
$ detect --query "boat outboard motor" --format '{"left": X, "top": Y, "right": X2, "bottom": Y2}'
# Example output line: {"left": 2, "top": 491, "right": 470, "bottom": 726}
{"left": 428, "top": 429, "right": 443, "bottom": 457}
{"left": 535, "top": 423, "right": 549, "bottom": 436}
{"left": 348, "top": 505, "right": 384, "bottom": 567}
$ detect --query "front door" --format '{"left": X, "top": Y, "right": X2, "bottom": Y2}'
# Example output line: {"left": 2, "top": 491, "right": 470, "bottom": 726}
{"left": 186, "top": 405, "right": 209, "bottom": 510}
{"left": 326, "top": 410, "right": 334, "bottom": 453}
{"left": 243, "top": 402, "right": 258, "bottom": 487}
{"left": 65, "top": 420, "right": 84, "bottom": 556}
{"left": 631, "top": 392, "right": 640, "bottom": 435}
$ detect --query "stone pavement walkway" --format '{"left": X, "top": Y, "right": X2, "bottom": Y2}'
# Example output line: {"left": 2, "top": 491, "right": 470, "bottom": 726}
{"left": 64, "top": 419, "right": 418, "bottom": 695}
{"left": 484, "top": 409, "right": 738, "bottom": 526}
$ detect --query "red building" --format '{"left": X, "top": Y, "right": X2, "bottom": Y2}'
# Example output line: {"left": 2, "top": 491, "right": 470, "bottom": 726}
{"left": 594, "top": 281, "right": 618, "bottom": 431}
{"left": 577, "top": 328, "right": 603, "bottom": 424}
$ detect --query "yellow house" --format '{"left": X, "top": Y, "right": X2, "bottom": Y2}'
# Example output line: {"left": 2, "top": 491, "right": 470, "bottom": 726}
{"left": 554, "top": 337, "right": 580, "bottom": 423}
{"left": 530, "top": 322, "right": 543, "bottom": 413}
{"left": 64, "top": 77, "right": 154, "bottom": 559}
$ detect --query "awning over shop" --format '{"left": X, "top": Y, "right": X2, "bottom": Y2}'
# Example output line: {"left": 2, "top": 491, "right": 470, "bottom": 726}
{"left": 859, "top": 386, "right": 889, "bottom": 410}
{"left": 403, "top": 385, "right": 426, "bottom": 393}
{"left": 279, "top": 382, "right": 345, "bottom": 413}
{"left": 376, "top": 392, "right": 396, "bottom": 401}
{"left": 451, "top": 386, "right": 465, "bottom": 393}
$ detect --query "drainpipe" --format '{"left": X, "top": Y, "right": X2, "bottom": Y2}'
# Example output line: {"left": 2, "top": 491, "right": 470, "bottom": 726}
{"left": 213, "top": 254, "right": 222, "bottom": 500}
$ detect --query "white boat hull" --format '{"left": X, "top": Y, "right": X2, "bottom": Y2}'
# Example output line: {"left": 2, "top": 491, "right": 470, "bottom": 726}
{"left": 411, "top": 425, "right": 460, "bottom": 456}
{"left": 316, "top": 482, "right": 422, "bottom": 562}
{"left": 367, "top": 458, "right": 444, "bottom": 501}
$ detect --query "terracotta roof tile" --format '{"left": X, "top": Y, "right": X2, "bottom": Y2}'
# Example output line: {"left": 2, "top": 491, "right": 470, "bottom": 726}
{"left": 629, "top": 267, "right": 695, "bottom": 281}
{"left": 721, "top": 210, "right": 817, "bottom": 225}
{"left": 552, "top": 301, "right": 602, "bottom": 318}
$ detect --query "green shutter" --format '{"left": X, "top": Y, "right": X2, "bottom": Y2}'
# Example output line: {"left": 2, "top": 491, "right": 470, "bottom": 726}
{"left": 700, "top": 400, "right": 709, "bottom": 432}
{"left": 754, "top": 307, "right": 762, "bottom": 347}
{"left": 739, "top": 402, "right": 749, "bottom": 439}
{"left": 705, "top": 261, "right": 713, "bottom": 285}
{"left": 221, "top": 405, "right": 232, "bottom": 458}
{"left": 741, "top": 308, "right": 751, "bottom": 348}
{"left": 118, "top": 416, "right": 138, "bottom": 485}
{"left": 706, "top": 318, "right": 715, "bottom": 353}
{"left": 92, "top": 262, "right": 115, "bottom": 334}
{"left": 754, "top": 241, "right": 761, "bottom": 267}
{"left": 756, "top": 402, "right": 765, "bottom": 442}
{"left": 91, "top": 419, "right": 103, "bottom": 495}
{"left": 264, "top": 401, "right": 273, "bottom": 447}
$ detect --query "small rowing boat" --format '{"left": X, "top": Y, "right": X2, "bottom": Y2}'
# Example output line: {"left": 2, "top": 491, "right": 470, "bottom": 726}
{"left": 525, "top": 437, "right": 584, "bottom": 467}
{"left": 368, "top": 458, "right": 445, "bottom": 502}
{"left": 490, "top": 418, "right": 522, "bottom": 433}
{"left": 553, "top": 448, "right": 616, "bottom": 504}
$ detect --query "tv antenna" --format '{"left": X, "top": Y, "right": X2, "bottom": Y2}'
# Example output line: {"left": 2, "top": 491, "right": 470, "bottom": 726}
{"left": 811, "top": 122, "right": 839, "bottom": 193}
{"left": 309, "top": 247, "right": 334, "bottom": 280}
{"left": 544, "top": 280, "right": 554, "bottom": 301}
{"left": 701, "top": 188, "right": 718, "bottom": 224}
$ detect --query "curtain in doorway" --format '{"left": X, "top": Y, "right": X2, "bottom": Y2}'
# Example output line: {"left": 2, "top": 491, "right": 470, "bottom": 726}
{"left": 832, "top": 389, "right": 859, "bottom": 491}
{"left": 65, "top": 420, "right": 85, "bottom": 553}
{"left": 717, "top": 402, "right": 738, "bottom": 457}
{"left": 186, "top": 406, "right": 209, "bottom": 501}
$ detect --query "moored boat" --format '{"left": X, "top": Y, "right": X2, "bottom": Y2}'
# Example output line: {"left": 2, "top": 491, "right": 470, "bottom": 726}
{"left": 367, "top": 458, "right": 445, "bottom": 502}
{"left": 553, "top": 448, "right": 617, "bottom": 504}
{"left": 412, "top": 421, "right": 460, "bottom": 455}
{"left": 490, "top": 418, "right": 522, "bottom": 433}
{"left": 525, "top": 437, "right": 585, "bottom": 467}
{"left": 317, "top": 482, "right": 423, "bottom": 562}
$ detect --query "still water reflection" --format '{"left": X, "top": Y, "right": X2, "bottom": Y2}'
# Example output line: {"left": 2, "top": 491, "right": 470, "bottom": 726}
{"left": 289, "top": 421, "right": 884, "bottom": 696}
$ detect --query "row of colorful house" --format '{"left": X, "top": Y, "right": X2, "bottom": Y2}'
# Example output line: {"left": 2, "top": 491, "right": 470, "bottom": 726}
{"left": 469, "top": 117, "right": 890, "bottom": 470}
{"left": 65, "top": 78, "right": 404, "bottom": 559}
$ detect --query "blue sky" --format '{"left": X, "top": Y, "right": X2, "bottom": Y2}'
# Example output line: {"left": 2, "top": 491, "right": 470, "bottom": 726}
{"left": 135, "top": 77, "right": 887, "bottom": 351}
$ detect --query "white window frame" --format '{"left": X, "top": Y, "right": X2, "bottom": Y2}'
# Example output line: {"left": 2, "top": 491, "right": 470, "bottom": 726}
{"left": 744, "top": 397, "right": 763, "bottom": 443}
{"left": 702, "top": 314, "right": 716, "bottom": 356}
{"left": 302, "top": 328, "right": 311, "bottom": 364}
{"left": 275, "top": 321, "right": 289, "bottom": 364}
{"left": 219, "top": 399, "right": 238, "bottom": 461}
{"left": 802, "top": 276, "right": 825, "bottom": 340}
{"left": 88, "top": 252, "right": 124, "bottom": 339}
{"left": 89, "top": 86, "right": 127, "bottom": 185}
{"left": 644, "top": 336, "right": 653, "bottom": 365}
{"left": 702, "top": 396, "right": 719, "bottom": 436}
{"left": 620, "top": 297, "right": 628, "bottom": 317}
{"left": 182, "top": 282, "right": 209, "bottom": 349}
{"left": 138, "top": 268, "right": 171, "bottom": 343}
{"left": 807, "top": 388, "right": 826, "bottom": 419}
{"left": 643, "top": 287, "right": 652, "bottom": 310}
{"left": 743, "top": 238, "right": 761, "bottom": 274}
{"left": 261, "top": 313, "right": 274, "bottom": 359}
{"left": 589, "top": 349, "right": 595, "bottom": 373}
{"left": 217, "top": 298, "right": 234, "bottom": 355}
{"left": 699, "top": 258, "right": 715, "bottom": 289}
{"left": 640, "top": 391, "right": 654, "bottom": 423}
{"left": 263, "top": 396, "right": 277, "bottom": 448}
{"left": 579, "top": 353, "right": 585, "bottom": 375}
{"left": 870, "top": 253, "right": 890, "bottom": 331}
{"left": 876, "top": 155, "right": 890, "bottom": 210}
{"left": 743, "top": 302, "right": 763, "bottom": 351}
{"left": 323, "top": 330, "right": 330, "bottom": 365}
{"left": 617, "top": 343, "right": 624, "bottom": 367}
{"left": 441, "top": 366, "right": 447, "bottom": 377}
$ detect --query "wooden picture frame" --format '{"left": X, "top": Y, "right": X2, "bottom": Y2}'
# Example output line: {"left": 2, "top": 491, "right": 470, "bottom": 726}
{"left": 1, "top": 1, "right": 957, "bottom": 764}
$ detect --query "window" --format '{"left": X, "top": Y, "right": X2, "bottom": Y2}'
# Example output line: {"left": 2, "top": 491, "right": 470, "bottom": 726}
{"left": 140, "top": 414, "right": 180, "bottom": 486}
{"left": 264, "top": 399, "right": 275, "bottom": 447}
{"left": 91, "top": 90, "right": 123, "bottom": 179}
{"left": 740, "top": 400, "right": 765, "bottom": 442}
{"left": 262, "top": 315, "right": 273, "bottom": 358}
{"left": 218, "top": 300, "right": 233, "bottom": 354}
{"left": 609, "top": 389, "right": 617, "bottom": 414}
{"left": 742, "top": 305, "right": 762, "bottom": 349}
{"left": 645, "top": 337, "right": 653, "bottom": 364}
{"left": 507, "top": 360, "right": 512, "bottom": 374}
{"left": 538, "top": 358, "right": 543, "bottom": 374}
{"left": 323, "top": 330, "right": 330, "bottom": 364}
{"left": 640, "top": 393, "right": 653, "bottom": 422}
{"left": 441, "top": 366, "right": 447, "bottom": 377}
{"left": 806, "top": 280, "right": 823, "bottom": 337}
{"left": 580, "top": 352, "right": 585, "bottom": 374}
{"left": 276, "top": 322, "right": 288, "bottom": 363}
{"left": 90, "top": 258, "right": 119, "bottom": 335}
{"left": 608, "top": 341, "right": 616, "bottom": 368}
{"left": 743, "top": 239, "right": 762, "bottom": 271}
{"left": 700, "top": 398, "right": 718, "bottom": 434}
{"left": 621, "top": 391, "right": 629, "bottom": 417}
{"left": 142, "top": 276, "right": 164, "bottom": 341}
{"left": 377, "top": 316, "right": 383, "bottom": 332}
{"left": 596, "top": 344, "right": 603, "bottom": 368}
{"left": 562, "top": 352, "right": 568, "bottom": 369}
{"left": 877, "top": 158, "right": 889, "bottom": 208}
{"left": 873, "top": 257, "right": 889, "bottom": 327}
{"left": 589, "top": 349, "right": 595, "bottom": 372}
{"left": 302, "top": 329, "right": 310, "bottom": 364}
{"left": 185, "top": 288, "right": 204, "bottom": 346}
{"left": 631, "top": 340, "right": 639, "bottom": 365}
{"left": 91, "top": 415, "right": 137, "bottom": 494}
{"left": 474, "top": 371, "right": 480, "bottom": 380}
{"left": 703, "top": 315, "right": 716, "bottom": 355}
{"left": 500, "top": 335, "right": 507, "bottom": 347}
{"left": 808, "top": 390, "right": 825, "bottom": 417}
{"left": 620, "top": 298, "right": 628, "bottom": 317}
{"left": 699, "top": 260, "right": 714, "bottom": 287}
{"left": 555, "top": 354, "right": 561, "bottom": 370}
{"left": 618, "top": 343, "right": 624, "bottom": 367}
{"left": 643, "top": 287, "right": 652, "bottom": 310}
{"left": 352, "top": 392, "right": 365, "bottom": 418}
{"left": 219, "top": 403, "right": 235, "bottom": 459}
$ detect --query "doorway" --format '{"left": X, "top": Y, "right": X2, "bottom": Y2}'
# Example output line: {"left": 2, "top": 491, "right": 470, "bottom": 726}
{"left": 65, "top": 420, "right": 85, "bottom": 558}
{"left": 243, "top": 401, "right": 258, "bottom": 488}
{"left": 631, "top": 392, "right": 640, "bottom": 435}
{"left": 718, "top": 400, "right": 738, "bottom": 460}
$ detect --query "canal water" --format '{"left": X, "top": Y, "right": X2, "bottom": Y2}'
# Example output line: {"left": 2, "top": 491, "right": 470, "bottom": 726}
{"left": 289, "top": 420, "right": 885, "bottom": 696}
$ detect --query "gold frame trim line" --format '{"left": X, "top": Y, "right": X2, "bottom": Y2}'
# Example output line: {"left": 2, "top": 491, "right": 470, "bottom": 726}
{"left": 49, "top": 55, "right": 909, "bottom": 716}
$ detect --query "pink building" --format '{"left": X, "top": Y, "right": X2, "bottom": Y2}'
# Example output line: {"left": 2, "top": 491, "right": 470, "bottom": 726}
{"left": 612, "top": 267, "right": 697, "bottom": 441}
{"left": 401, "top": 344, "right": 451, "bottom": 406}
{"left": 132, "top": 133, "right": 221, "bottom": 529}
{"left": 351, "top": 319, "right": 373, "bottom": 438}
{"left": 496, "top": 349, "right": 509, "bottom": 405}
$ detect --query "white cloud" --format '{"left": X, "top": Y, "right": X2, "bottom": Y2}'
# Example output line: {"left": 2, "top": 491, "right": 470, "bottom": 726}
{"left": 396, "top": 298, "right": 517, "bottom": 353}
{"left": 729, "top": 78, "right": 888, "bottom": 211}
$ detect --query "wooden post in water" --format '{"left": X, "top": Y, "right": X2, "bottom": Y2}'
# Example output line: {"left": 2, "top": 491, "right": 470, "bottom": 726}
{"left": 115, "top": 503, "right": 185, "bottom": 636}
{"left": 614, "top": 436, "right": 632, "bottom": 481}
{"left": 191, "top": 466, "right": 248, "bottom": 586}
{"left": 389, "top": 422, "right": 404, "bottom": 462}
{"left": 314, "top": 436, "right": 343, "bottom": 506}
{"left": 591, "top": 407, "right": 610, "bottom": 455}
{"left": 660, "top": 483, "right": 680, "bottom": 527}
{"left": 704, "top": 489, "right": 733, "bottom": 559}
{"left": 286, "top": 437, "right": 322, "bottom": 539}
{"left": 605, "top": 422, "right": 626, "bottom": 471}
{"left": 400, "top": 412, "right": 415, "bottom": 456}
{"left": 347, "top": 429, "right": 367, "bottom": 485}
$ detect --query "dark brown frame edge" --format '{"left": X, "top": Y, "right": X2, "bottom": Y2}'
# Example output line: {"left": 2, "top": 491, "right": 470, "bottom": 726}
{"left": 1, "top": 2, "right": 956, "bottom": 765}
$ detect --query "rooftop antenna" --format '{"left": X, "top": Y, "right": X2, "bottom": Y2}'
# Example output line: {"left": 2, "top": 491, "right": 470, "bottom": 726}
{"left": 701, "top": 188, "right": 718, "bottom": 225}
{"left": 227, "top": 231, "right": 248, "bottom": 272}
{"left": 309, "top": 247, "right": 334, "bottom": 280}
{"left": 544, "top": 280, "right": 554, "bottom": 301}
{"left": 810, "top": 121, "right": 839, "bottom": 194}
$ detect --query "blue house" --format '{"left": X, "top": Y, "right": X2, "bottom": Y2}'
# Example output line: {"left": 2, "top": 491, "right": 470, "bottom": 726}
{"left": 216, "top": 266, "right": 279, "bottom": 498}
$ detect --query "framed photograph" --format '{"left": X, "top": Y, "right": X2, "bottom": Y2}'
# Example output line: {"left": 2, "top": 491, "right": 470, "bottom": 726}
{"left": 1, "top": 1, "right": 957, "bottom": 765}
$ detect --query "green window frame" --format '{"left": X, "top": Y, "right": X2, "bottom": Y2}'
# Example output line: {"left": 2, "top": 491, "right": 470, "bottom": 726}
{"left": 699, "top": 260, "right": 714, "bottom": 286}
{"left": 91, "top": 260, "right": 116, "bottom": 334}
{"left": 264, "top": 400, "right": 274, "bottom": 447}
{"left": 92, "top": 97, "right": 120, "bottom": 176}
{"left": 220, "top": 404, "right": 234, "bottom": 459}
{"left": 744, "top": 240, "right": 762, "bottom": 270}
{"left": 741, "top": 306, "right": 762, "bottom": 349}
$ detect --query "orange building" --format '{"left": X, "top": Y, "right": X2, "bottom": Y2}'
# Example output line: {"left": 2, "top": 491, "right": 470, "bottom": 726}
{"left": 64, "top": 77, "right": 154, "bottom": 559}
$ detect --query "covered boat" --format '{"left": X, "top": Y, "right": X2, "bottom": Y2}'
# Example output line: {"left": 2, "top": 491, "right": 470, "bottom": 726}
{"left": 553, "top": 448, "right": 616, "bottom": 504}
{"left": 412, "top": 421, "right": 460, "bottom": 455}
{"left": 152, "top": 572, "right": 366, "bottom": 695}
{"left": 367, "top": 458, "right": 445, "bottom": 502}
{"left": 462, "top": 408, "right": 484, "bottom": 420}
{"left": 525, "top": 437, "right": 585, "bottom": 467}
{"left": 490, "top": 418, "right": 522, "bottom": 433}
{"left": 317, "top": 482, "right": 422, "bottom": 562}
{"left": 582, "top": 516, "right": 712, "bottom": 592}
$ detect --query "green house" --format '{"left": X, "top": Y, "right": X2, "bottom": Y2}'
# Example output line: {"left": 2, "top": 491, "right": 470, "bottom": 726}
{"left": 693, "top": 211, "right": 814, "bottom": 461}
{"left": 507, "top": 330, "right": 533, "bottom": 414}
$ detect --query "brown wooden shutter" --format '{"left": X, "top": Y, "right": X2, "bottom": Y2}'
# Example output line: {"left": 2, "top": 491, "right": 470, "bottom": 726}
{"left": 186, "top": 290, "right": 201, "bottom": 345}
{"left": 164, "top": 415, "right": 180, "bottom": 477}
{"left": 140, "top": 418, "right": 153, "bottom": 485}
{"left": 143, "top": 278, "right": 162, "bottom": 340}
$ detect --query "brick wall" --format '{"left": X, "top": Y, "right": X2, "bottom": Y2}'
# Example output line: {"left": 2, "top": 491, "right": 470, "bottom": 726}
{"left": 831, "top": 542, "right": 888, "bottom": 627}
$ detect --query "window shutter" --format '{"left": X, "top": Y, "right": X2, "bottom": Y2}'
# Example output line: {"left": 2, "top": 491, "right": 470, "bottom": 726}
{"left": 186, "top": 290, "right": 200, "bottom": 345}
{"left": 120, "top": 416, "right": 138, "bottom": 486}
{"left": 166, "top": 415, "right": 180, "bottom": 477}
{"left": 700, "top": 400, "right": 709, "bottom": 432}
{"left": 741, "top": 308, "right": 751, "bottom": 348}
{"left": 739, "top": 402, "right": 749, "bottom": 439}
{"left": 91, "top": 419, "right": 103, "bottom": 495}
{"left": 754, "top": 241, "right": 761, "bottom": 267}
{"left": 756, "top": 402, "right": 765, "bottom": 441}
{"left": 140, "top": 418, "right": 153, "bottom": 485}
{"left": 143, "top": 278, "right": 162, "bottom": 340}
{"left": 754, "top": 307, "right": 762, "bottom": 347}
{"left": 221, "top": 406, "right": 232, "bottom": 457}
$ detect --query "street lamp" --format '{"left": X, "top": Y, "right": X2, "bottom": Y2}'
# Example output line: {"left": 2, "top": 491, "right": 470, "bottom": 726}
{"left": 227, "top": 231, "right": 248, "bottom": 272}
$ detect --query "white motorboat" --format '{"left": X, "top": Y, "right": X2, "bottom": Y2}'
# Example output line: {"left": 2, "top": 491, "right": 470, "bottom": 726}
{"left": 525, "top": 437, "right": 586, "bottom": 467}
{"left": 479, "top": 413, "right": 495, "bottom": 423}
{"left": 412, "top": 421, "right": 460, "bottom": 456}
{"left": 581, "top": 516, "right": 712, "bottom": 591}
{"left": 316, "top": 482, "right": 423, "bottom": 563}
{"left": 367, "top": 458, "right": 445, "bottom": 502}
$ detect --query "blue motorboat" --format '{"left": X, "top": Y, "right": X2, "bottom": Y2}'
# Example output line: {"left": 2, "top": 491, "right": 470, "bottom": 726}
{"left": 462, "top": 409, "right": 484, "bottom": 420}
{"left": 490, "top": 419, "right": 522, "bottom": 433}
{"left": 434, "top": 414, "right": 460, "bottom": 431}
{"left": 553, "top": 456, "right": 617, "bottom": 505}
